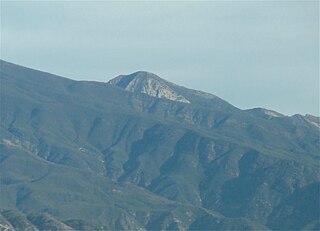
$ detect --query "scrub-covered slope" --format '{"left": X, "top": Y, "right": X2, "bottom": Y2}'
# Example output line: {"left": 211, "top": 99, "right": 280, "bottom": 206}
{"left": 0, "top": 60, "right": 319, "bottom": 230}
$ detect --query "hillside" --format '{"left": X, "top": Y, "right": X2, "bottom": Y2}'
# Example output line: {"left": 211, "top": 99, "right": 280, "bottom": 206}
{"left": 0, "top": 60, "right": 319, "bottom": 230}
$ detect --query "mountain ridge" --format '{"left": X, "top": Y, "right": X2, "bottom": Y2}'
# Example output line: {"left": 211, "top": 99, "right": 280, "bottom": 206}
{"left": 1, "top": 59, "right": 319, "bottom": 230}
{"left": 1, "top": 59, "right": 318, "bottom": 118}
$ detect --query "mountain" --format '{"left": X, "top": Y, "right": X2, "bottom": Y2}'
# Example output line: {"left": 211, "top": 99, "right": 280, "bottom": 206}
{"left": 0, "top": 60, "right": 319, "bottom": 230}
{"left": 108, "top": 71, "right": 191, "bottom": 104}
{"left": 108, "top": 71, "right": 236, "bottom": 109}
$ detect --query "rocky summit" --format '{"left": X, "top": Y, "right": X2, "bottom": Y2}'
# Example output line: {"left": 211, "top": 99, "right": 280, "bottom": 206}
{"left": 108, "top": 71, "right": 191, "bottom": 104}
{"left": 0, "top": 60, "right": 319, "bottom": 230}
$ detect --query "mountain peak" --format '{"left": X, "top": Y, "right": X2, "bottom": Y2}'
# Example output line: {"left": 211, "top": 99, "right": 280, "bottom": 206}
{"left": 108, "top": 71, "right": 191, "bottom": 104}
{"left": 130, "top": 71, "right": 160, "bottom": 78}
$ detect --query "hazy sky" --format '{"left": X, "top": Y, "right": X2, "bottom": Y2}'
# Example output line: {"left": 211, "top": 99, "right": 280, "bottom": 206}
{"left": 1, "top": 1, "right": 319, "bottom": 116}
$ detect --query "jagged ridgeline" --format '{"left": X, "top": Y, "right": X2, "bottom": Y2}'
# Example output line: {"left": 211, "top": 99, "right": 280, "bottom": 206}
{"left": 0, "top": 60, "right": 319, "bottom": 230}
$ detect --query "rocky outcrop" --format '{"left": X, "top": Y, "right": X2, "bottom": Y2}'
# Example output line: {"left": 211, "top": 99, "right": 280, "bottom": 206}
{"left": 108, "top": 71, "right": 190, "bottom": 104}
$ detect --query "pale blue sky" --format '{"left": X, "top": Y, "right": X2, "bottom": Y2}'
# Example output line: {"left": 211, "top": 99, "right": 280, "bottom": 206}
{"left": 1, "top": 1, "right": 319, "bottom": 116}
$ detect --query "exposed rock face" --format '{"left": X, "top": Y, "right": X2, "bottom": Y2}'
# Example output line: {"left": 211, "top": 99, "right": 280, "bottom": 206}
{"left": 262, "top": 109, "right": 283, "bottom": 117}
{"left": 108, "top": 71, "right": 191, "bottom": 104}
{"left": 246, "top": 108, "right": 284, "bottom": 119}
{"left": 304, "top": 114, "right": 320, "bottom": 128}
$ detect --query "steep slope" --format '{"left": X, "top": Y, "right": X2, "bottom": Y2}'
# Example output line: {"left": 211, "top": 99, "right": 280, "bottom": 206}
{"left": 1, "top": 60, "right": 319, "bottom": 230}
{"left": 3, "top": 143, "right": 255, "bottom": 230}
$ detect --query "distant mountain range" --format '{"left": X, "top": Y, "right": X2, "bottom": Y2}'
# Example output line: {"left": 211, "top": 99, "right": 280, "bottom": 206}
{"left": 0, "top": 60, "right": 319, "bottom": 230}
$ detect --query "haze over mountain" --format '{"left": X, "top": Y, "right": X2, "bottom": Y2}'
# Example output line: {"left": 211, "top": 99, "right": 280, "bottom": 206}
{"left": 0, "top": 60, "right": 319, "bottom": 230}
{"left": 2, "top": 1, "right": 318, "bottom": 116}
